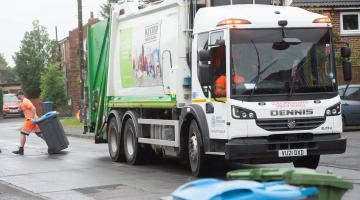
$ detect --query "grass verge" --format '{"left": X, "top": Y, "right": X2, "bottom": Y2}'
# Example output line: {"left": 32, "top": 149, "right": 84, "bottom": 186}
{"left": 61, "top": 117, "right": 83, "bottom": 128}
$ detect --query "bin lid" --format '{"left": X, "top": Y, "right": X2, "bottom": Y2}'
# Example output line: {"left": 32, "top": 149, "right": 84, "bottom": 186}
{"left": 172, "top": 178, "right": 318, "bottom": 200}
{"left": 32, "top": 111, "right": 58, "bottom": 124}
{"left": 227, "top": 168, "right": 353, "bottom": 190}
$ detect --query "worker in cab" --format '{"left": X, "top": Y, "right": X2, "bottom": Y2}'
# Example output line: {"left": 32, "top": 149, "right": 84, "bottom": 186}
{"left": 213, "top": 46, "right": 246, "bottom": 97}
{"left": 213, "top": 45, "right": 226, "bottom": 97}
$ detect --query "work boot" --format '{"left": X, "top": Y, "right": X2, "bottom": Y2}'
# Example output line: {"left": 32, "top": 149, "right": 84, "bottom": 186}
{"left": 12, "top": 147, "right": 24, "bottom": 155}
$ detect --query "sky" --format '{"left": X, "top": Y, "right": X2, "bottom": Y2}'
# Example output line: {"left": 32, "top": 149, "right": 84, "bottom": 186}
{"left": 0, "top": 0, "right": 105, "bottom": 67}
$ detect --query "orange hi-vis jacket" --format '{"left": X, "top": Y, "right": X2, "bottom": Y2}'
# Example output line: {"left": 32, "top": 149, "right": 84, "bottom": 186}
{"left": 215, "top": 75, "right": 226, "bottom": 96}
{"left": 21, "top": 98, "right": 40, "bottom": 134}
{"left": 214, "top": 74, "right": 246, "bottom": 97}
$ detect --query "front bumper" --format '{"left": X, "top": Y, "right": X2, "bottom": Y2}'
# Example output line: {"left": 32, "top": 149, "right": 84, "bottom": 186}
{"left": 3, "top": 110, "right": 23, "bottom": 116}
{"left": 225, "top": 133, "right": 346, "bottom": 160}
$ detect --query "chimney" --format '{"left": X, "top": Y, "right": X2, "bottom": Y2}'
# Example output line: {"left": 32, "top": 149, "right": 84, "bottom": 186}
{"left": 88, "top": 12, "right": 97, "bottom": 25}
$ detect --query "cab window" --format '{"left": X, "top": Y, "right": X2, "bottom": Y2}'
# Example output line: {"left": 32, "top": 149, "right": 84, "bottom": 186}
{"left": 197, "top": 32, "right": 209, "bottom": 97}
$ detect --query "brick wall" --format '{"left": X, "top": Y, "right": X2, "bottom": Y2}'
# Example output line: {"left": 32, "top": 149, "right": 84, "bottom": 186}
{"left": 59, "top": 13, "right": 99, "bottom": 114}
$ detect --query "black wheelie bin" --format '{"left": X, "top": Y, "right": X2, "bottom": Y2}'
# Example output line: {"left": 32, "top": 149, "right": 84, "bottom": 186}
{"left": 33, "top": 111, "right": 69, "bottom": 154}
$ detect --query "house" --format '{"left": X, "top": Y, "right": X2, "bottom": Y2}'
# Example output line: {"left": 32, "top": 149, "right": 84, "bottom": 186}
{"left": 292, "top": 0, "right": 360, "bottom": 84}
{"left": 0, "top": 83, "right": 21, "bottom": 94}
{"left": 59, "top": 12, "right": 99, "bottom": 114}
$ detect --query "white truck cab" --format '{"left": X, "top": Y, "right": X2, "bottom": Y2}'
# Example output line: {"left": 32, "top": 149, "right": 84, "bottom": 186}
{"left": 186, "top": 4, "right": 346, "bottom": 175}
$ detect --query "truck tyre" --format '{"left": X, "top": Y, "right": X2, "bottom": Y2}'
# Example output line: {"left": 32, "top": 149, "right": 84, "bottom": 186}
{"left": 293, "top": 155, "right": 320, "bottom": 169}
{"left": 108, "top": 117, "right": 124, "bottom": 162}
{"left": 123, "top": 118, "right": 144, "bottom": 165}
{"left": 188, "top": 120, "right": 208, "bottom": 177}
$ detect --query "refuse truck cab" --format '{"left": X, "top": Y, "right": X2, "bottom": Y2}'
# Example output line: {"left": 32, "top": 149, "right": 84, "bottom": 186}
{"left": 86, "top": 0, "right": 351, "bottom": 176}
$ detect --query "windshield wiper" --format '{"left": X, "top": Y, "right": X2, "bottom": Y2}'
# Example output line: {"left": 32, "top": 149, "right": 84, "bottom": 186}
{"left": 250, "top": 40, "right": 261, "bottom": 96}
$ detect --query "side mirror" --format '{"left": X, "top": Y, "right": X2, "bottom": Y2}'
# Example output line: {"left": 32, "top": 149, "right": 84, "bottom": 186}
{"left": 272, "top": 42, "right": 289, "bottom": 50}
{"left": 198, "top": 64, "right": 211, "bottom": 85}
{"left": 342, "top": 60, "right": 352, "bottom": 81}
{"left": 283, "top": 38, "right": 302, "bottom": 45}
{"left": 341, "top": 47, "right": 351, "bottom": 58}
{"left": 199, "top": 49, "right": 211, "bottom": 62}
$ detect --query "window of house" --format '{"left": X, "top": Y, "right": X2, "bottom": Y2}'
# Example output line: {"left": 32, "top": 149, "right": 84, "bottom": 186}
{"left": 340, "top": 12, "right": 360, "bottom": 35}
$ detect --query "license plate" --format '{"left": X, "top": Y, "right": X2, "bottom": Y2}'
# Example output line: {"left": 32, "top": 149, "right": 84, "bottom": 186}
{"left": 278, "top": 149, "right": 307, "bottom": 157}
{"left": 10, "top": 110, "right": 17, "bottom": 113}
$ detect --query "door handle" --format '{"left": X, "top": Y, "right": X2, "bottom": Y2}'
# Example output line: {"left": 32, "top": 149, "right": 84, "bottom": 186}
{"left": 206, "top": 103, "right": 214, "bottom": 114}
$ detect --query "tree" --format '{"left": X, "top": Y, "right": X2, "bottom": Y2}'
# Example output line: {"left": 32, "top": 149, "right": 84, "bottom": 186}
{"left": 100, "top": 0, "right": 118, "bottom": 18}
{"left": 0, "top": 54, "right": 18, "bottom": 84}
{"left": 0, "top": 53, "right": 7, "bottom": 69}
{"left": 40, "top": 63, "right": 67, "bottom": 107}
{"left": 14, "top": 20, "right": 56, "bottom": 98}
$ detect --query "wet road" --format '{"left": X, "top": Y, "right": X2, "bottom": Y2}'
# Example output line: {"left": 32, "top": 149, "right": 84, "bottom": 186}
{"left": 0, "top": 118, "right": 359, "bottom": 199}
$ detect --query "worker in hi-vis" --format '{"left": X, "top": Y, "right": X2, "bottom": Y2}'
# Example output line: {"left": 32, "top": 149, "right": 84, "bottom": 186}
{"left": 12, "top": 91, "right": 45, "bottom": 155}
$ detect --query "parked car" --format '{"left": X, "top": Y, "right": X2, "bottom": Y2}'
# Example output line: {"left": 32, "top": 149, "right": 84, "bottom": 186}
{"left": 338, "top": 85, "right": 360, "bottom": 126}
{"left": 2, "top": 93, "right": 23, "bottom": 118}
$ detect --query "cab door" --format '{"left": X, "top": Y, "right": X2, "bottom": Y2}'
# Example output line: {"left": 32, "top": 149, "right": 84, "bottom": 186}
{"left": 205, "top": 30, "right": 228, "bottom": 140}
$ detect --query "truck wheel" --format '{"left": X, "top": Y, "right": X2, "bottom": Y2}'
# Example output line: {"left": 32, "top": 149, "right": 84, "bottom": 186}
{"left": 293, "top": 155, "right": 320, "bottom": 169}
{"left": 123, "top": 118, "right": 143, "bottom": 165}
{"left": 188, "top": 120, "right": 208, "bottom": 177}
{"left": 108, "top": 117, "right": 124, "bottom": 162}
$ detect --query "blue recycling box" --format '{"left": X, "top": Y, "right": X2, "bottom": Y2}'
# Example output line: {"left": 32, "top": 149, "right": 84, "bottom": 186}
{"left": 172, "top": 179, "right": 318, "bottom": 200}
{"left": 33, "top": 111, "right": 69, "bottom": 154}
{"left": 42, "top": 101, "right": 54, "bottom": 114}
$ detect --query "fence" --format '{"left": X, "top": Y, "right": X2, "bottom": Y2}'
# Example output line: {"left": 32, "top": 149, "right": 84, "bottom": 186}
{"left": 336, "top": 65, "right": 360, "bottom": 85}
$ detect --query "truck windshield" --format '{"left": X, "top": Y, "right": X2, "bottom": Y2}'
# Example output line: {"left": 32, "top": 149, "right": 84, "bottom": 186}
{"left": 230, "top": 28, "right": 336, "bottom": 97}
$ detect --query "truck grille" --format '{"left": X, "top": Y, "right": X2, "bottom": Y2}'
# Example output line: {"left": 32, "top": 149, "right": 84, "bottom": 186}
{"left": 256, "top": 117, "right": 325, "bottom": 131}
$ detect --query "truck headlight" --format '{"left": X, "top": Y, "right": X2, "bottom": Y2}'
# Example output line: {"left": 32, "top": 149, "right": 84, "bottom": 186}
{"left": 232, "top": 106, "right": 257, "bottom": 119}
{"left": 325, "top": 103, "right": 341, "bottom": 116}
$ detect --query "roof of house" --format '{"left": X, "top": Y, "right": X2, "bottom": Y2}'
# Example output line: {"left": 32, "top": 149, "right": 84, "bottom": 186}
{"left": 291, "top": 0, "right": 360, "bottom": 7}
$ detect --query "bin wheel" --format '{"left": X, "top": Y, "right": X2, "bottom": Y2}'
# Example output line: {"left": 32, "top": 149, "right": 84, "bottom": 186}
{"left": 48, "top": 148, "right": 56, "bottom": 154}
{"left": 293, "top": 155, "right": 320, "bottom": 169}
{"left": 123, "top": 118, "right": 144, "bottom": 165}
{"left": 188, "top": 120, "right": 208, "bottom": 177}
{"left": 108, "top": 117, "right": 124, "bottom": 162}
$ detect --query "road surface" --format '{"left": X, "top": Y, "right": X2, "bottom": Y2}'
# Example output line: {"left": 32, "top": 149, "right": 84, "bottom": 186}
{"left": 0, "top": 118, "right": 359, "bottom": 199}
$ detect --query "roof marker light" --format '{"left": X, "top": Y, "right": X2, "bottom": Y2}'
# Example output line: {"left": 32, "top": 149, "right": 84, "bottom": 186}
{"left": 313, "top": 17, "right": 331, "bottom": 23}
{"left": 217, "top": 18, "right": 251, "bottom": 26}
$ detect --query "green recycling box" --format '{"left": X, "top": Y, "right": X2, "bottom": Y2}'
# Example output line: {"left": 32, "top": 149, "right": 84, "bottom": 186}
{"left": 227, "top": 168, "right": 353, "bottom": 200}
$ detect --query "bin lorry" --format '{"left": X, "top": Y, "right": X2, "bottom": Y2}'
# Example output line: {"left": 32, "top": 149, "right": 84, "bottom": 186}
{"left": 86, "top": 0, "right": 352, "bottom": 176}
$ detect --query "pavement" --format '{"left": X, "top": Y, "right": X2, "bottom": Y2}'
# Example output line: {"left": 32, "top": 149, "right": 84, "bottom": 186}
{"left": 62, "top": 126, "right": 95, "bottom": 139}
{"left": 0, "top": 117, "right": 359, "bottom": 199}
